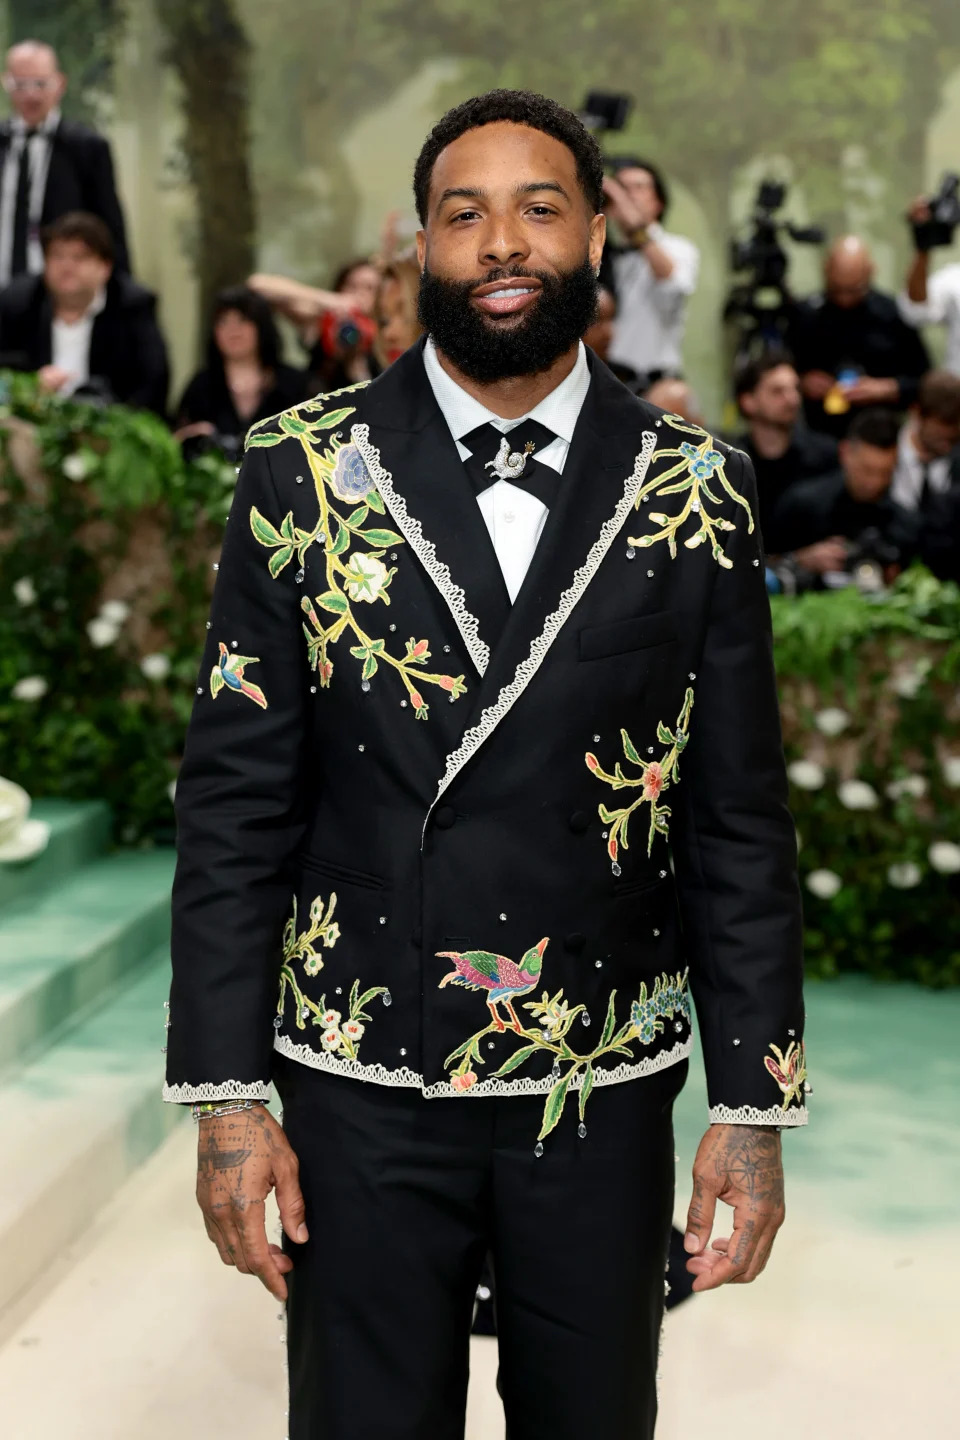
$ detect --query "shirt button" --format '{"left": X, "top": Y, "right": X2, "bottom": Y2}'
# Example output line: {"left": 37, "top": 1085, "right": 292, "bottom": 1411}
{"left": 502, "top": 511, "right": 516, "bottom": 524}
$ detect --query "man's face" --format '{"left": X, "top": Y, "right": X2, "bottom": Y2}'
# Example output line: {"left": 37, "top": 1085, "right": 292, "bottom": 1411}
{"left": 740, "top": 364, "right": 801, "bottom": 430}
{"left": 840, "top": 439, "right": 896, "bottom": 503}
{"left": 3, "top": 47, "right": 65, "bottom": 127}
{"left": 416, "top": 121, "right": 605, "bottom": 381}
{"left": 44, "top": 239, "right": 112, "bottom": 307}
{"left": 915, "top": 412, "right": 960, "bottom": 459}
{"left": 612, "top": 166, "right": 662, "bottom": 222}
{"left": 339, "top": 262, "right": 380, "bottom": 316}
{"left": 825, "top": 258, "right": 872, "bottom": 310}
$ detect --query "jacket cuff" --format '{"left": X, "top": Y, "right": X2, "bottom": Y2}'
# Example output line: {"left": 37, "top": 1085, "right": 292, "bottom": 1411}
{"left": 162, "top": 1079, "right": 272, "bottom": 1105}
{"left": 708, "top": 1102, "right": 808, "bottom": 1127}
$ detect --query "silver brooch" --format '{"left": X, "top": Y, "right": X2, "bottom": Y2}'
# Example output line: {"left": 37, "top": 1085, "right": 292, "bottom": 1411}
{"left": 486, "top": 435, "right": 535, "bottom": 482}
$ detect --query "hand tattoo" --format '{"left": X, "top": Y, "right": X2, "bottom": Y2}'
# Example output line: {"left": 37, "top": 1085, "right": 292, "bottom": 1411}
{"left": 715, "top": 1125, "right": 784, "bottom": 1205}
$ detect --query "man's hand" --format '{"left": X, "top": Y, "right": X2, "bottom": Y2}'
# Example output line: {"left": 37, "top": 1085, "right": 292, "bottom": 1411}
{"left": 683, "top": 1124, "right": 785, "bottom": 1291}
{"left": 844, "top": 375, "right": 899, "bottom": 406}
{"left": 792, "top": 537, "right": 849, "bottom": 574}
{"left": 799, "top": 369, "right": 834, "bottom": 401}
{"left": 602, "top": 174, "right": 657, "bottom": 235}
{"left": 196, "top": 1105, "right": 307, "bottom": 1302}
{"left": 37, "top": 364, "right": 73, "bottom": 394}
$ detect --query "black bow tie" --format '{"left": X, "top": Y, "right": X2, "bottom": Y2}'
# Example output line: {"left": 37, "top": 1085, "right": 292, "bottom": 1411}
{"left": 461, "top": 419, "right": 558, "bottom": 508}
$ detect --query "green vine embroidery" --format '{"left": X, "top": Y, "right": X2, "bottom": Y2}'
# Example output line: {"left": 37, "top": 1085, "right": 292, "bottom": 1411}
{"left": 586, "top": 687, "right": 694, "bottom": 865}
{"left": 246, "top": 399, "right": 467, "bottom": 718}
{"left": 439, "top": 938, "right": 689, "bottom": 1139}
{"left": 629, "top": 417, "right": 753, "bottom": 568}
{"left": 276, "top": 891, "right": 388, "bottom": 1056}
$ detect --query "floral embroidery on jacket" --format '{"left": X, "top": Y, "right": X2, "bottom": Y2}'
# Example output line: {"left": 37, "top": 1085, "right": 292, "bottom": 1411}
{"left": 764, "top": 1039, "right": 807, "bottom": 1110}
{"left": 209, "top": 642, "right": 267, "bottom": 709}
{"left": 245, "top": 399, "right": 468, "bottom": 719}
{"left": 628, "top": 416, "right": 753, "bottom": 568}
{"left": 439, "top": 938, "right": 690, "bottom": 1139}
{"left": 586, "top": 687, "right": 694, "bottom": 866}
{"left": 275, "top": 892, "right": 388, "bottom": 1055}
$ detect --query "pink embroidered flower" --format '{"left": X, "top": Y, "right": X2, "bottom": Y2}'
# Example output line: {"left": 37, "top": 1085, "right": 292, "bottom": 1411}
{"left": 342, "top": 1019, "right": 365, "bottom": 1042}
{"left": 321, "top": 1028, "right": 342, "bottom": 1052}
{"left": 451, "top": 1071, "right": 478, "bottom": 1092}
{"left": 321, "top": 1009, "right": 341, "bottom": 1028}
{"left": 410, "top": 690, "right": 424, "bottom": 710}
{"left": 407, "top": 639, "right": 429, "bottom": 660}
{"left": 318, "top": 659, "right": 333, "bottom": 686}
{"left": 642, "top": 763, "right": 664, "bottom": 802}
{"left": 608, "top": 835, "right": 618, "bottom": 862}
{"left": 438, "top": 674, "right": 456, "bottom": 691}
{"left": 585, "top": 753, "right": 599, "bottom": 772}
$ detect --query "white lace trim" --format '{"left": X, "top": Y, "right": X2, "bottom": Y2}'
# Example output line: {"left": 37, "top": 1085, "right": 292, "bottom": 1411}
{"left": 274, "top": 1030, "right": 691, "bottom": 1097}
{"left": 162, "top": 1078, "right": 272, "bottom": 1104}
{"left": 428, "top": 432, "right": 659, "bottom": 816}
{"left": 709, "top": 1103, "right": 808, "bottom": 1127}
{"left": 351, "top": 422, "right": 490, "bottom": 677}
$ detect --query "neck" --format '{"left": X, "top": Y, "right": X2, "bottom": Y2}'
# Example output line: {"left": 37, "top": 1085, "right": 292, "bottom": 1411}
{"left": 433, "top": 341, "right": 579, "bottom": 419}
{"left": 54, "top": 293, "right": 95, "bottom": 323}
{"left": 908, "top": 423, "right": 933, "bottom": 464}
{"left": 748, "top": 418, "right": 792, "bottom": 459}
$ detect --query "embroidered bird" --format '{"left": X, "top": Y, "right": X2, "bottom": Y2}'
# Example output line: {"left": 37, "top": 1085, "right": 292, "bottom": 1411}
{"left": 209, "top": 642, "right": 268, "bottom": 709}
{"left": 484, "top": 435, "right": 536, "bottom": 482}
{"left": 437, "top": 937, "right": 548, "bottom": 1033}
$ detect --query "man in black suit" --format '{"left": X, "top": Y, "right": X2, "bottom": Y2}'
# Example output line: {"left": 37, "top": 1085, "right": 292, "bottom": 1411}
{"left": 0, "top": 211, "right": 168, "bottom": 415}
{"left": 165, "top": 91, "right": 806, "bottom": 1439}
{"left": 0, "top": 39, "right": 129, "bottom": 284}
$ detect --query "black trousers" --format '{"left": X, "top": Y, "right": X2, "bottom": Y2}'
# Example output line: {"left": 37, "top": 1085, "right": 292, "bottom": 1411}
{"left": 276, "top": 1054, "right": 686, "bottom": 1440}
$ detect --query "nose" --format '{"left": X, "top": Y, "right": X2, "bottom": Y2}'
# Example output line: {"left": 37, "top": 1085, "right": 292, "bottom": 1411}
{"left": 478, "top": 212, "right": 530, "bottom": 269}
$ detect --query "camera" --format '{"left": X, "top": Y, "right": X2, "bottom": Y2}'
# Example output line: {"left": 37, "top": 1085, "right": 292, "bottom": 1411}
{"left": 318, "top": 308, "right": 376, "bottom": 359}
{"left": 912, "top": 172, "right": 960, "bottom": 251}
{"left": 578, "top": 91, "right": 633, "bottom": 136}
{"left": 842, "top": 527, "right": 902, "bottom": 594}
{"left": 724, "top": 179, "right": 824, "bottom": 363}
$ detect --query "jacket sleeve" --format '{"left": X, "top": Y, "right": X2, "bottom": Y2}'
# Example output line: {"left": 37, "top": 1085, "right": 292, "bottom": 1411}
{"left": 164, "top": 440, "right": 310, "bottom": 1102}
{"left": 671, "top": 449, "right": 808, "bottom": 1127}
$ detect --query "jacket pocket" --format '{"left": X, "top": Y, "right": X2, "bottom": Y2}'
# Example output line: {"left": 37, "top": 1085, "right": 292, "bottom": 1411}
{"left": 612, "top": 873, "right": 670, "bottom": 901}
{"left": 579, "top": 611, "right": 677, "bottom": 661}
{"left": 296, "top": 854, "right": 387, "bottom": 891}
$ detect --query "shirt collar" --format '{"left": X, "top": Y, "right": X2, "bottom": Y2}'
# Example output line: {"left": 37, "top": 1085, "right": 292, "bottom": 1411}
{"left": 53, "top": 285, "right": 107, "bottom": 325}
{"left": 11, "top": 107, "right": 60, "bottom": 138}
{"left": 423, "top": 335, "right": 591, "bottom": 445}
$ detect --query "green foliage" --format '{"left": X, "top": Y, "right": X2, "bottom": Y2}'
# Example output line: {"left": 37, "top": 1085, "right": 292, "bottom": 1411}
{"left": 772, "top": 569, "right": 960, "bottom": 987}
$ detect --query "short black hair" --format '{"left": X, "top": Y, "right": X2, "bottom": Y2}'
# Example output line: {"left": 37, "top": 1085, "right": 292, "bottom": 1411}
{"left": 41, "top": 210, "right": 115, "bottom": 264}
{"left": 845, "top": 408, "right": 900, "bottom": 449}
{"left": 608, "top": 156, "right": 670, "bottom": 220}
{"left": 413, "top": 89, "right": 604, "bottom": 224}
{"left": 734, "top": 346, "right": 796, "bottom": 401}
{"left": 208, "top": 284, "right": 280, "bottom": 372}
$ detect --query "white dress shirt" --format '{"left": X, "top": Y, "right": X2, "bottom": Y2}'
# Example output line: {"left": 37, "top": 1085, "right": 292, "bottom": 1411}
{"left": 422, "top": 337, "right": 591, "bottom": 602}
{"left": 50, "top": 286, "right": 107, "bottom": 395}
{"left": 890, "top": 421, "right": 952, "bottom": 510}
{"left": 0, "top": 108, "right": 61, "bottom": 285}
{"left": 607, "top": 223, "right": 700, "bottom": 377}
{"left": 898, "top": 263, "right": 960, "bottom": 378}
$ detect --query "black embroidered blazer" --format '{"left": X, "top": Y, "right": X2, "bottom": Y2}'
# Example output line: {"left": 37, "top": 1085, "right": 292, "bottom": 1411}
{"left": 165, "top": 344, "right": 808, "bottom": 1142}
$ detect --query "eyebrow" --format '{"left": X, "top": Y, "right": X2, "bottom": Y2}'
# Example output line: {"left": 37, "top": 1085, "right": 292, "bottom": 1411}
{"left": 435, "top": 179, "right": 572, "bottom": 211}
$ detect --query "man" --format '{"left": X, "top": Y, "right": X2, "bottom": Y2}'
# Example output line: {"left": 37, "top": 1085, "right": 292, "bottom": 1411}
{"left": 0, "top": 211, "right": 168, "bottom": 415}
{"left": 644, "top": 375, "right": 705, "bottom": 426}
{"left": 899, "top": 195, "right": 960, "bottom": 377}
{"left": 601, "top": 156, "right": 699, "bottom": 385}
{"left": 166, "top": 90, "right": 806, "bottom": 1440}
{"left": 733, "top": 348, "right": 838, "bottom": 543}
{"left": 769, "top": 408, "right": 919, "bottom": 585}
{"left": 890, "top": 367, "right": 960, "bottom": 513}
{"left": 788, "top": 235, "right": 930, "bottom": 439}
{"left": 0, "top": 40, "right": 129, "bottom": 285}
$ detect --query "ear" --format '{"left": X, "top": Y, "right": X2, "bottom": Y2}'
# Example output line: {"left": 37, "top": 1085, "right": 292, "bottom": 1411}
{"left": 415, "top": 230, "right": 427, "bottom": 275}
{"left": 588, "top": 211, "right": 606, "bottom": 275}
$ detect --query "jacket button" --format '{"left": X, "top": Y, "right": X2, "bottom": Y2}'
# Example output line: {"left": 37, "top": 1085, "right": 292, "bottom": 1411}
{"left": 434, "top": 805, "right": 456, "bottom": 829}
{"left": 568, "top": 810, "right": 591, "bottom": 834}
{"left": 564, "top": 933, "right": 586, "bottom": 954}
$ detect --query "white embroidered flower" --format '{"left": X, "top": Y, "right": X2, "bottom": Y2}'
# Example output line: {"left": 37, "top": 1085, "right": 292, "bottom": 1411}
{"left": 342, "top": 1019, "right": 365, "bottom": 1042}
{"left": 891, "top": 659, "right": 931, "bottom": 699}
{"left": 13, "top": 577, "right": 36, "bottom": 605}
{"left": 321, "top": 1028, "right": 342, "bottom": 1052}
{"left": 320, "top": 1009, "right": 341, "bottom": 1029}
{"left": 98, "top": 599, "right": 130, "bottom": 625}
{"left": 814, "top": 707, "right": 850, "bottom": 736}
{"left": 62, "top": 451, "right": 91, "bottom": 481}
{"left": 885, "top": 774, "right": 927, "bottom": 800}
{"left": 805, "top": 869, "right": 842, "bottom": 899}
{"left": 12, "top": 674, "right": 48, "bottom": 701}
{"left": 140, "top": 652, "right": 171, "bottom": 681}
{"left": 787, "top": 759, "right": 825, "bottom": 790}
{"left": 837, "top": 779, "right": 879, "bottom": 810}
{"left": 887, "top": 861, "right": 922, "bottom": 889}
{"left": 342, "top": 552, "right": 389, "bottom": 603}
{"left": 87, "top": 616, "right": 119, "bottom": 648}
{"left": 942, "top": 756, "right": 960, "bottom": 788}
{"left": 928, "top": 841, "right": 960, "bottom": 874}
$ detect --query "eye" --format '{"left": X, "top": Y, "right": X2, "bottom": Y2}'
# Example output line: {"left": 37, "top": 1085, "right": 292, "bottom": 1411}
{"left": 527, "top": 206, "right": 557, "bottom": 218}
{"left": 451, "top": 209, "right": 481, "bottom": 224}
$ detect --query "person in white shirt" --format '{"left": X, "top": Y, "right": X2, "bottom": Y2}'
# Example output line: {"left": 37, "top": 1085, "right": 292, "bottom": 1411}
{"left": 890, "top": 367, "right": 960, "bottom": 512}
{"left": 899, "top": 195, "right": 960, "bottom": 377}
{"left": 601, "top": 156, "right": 699, "bottom": 382}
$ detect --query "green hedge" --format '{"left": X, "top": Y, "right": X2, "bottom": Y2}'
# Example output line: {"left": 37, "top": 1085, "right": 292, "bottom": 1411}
{"left": 1, "top": 381, "right": 958, "bottom": 982}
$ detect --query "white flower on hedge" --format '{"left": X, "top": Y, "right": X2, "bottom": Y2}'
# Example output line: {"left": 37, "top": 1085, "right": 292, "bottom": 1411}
{"left": 167, "top": 779, "right": 177, "bottom": 804}
{"left": 98, "top": 600, "right": 130, "bottom": 625}
{"left": 140, "top": 653, "right": 171, "bottom": 681}
{"left": 942, "top": 756, "right": 960, "bottom": 788}
{"left": 928, "top": 841, "right": 960, "bottom": 874}
{"left": 814, "top": 707, "right": 850, "bottom": 736}
{"left": 887, "top": 861, "right": 922, "bottom": 889}
{"left": 87, "top": 616, "right": 119, "bottom": 648}
{"left": 13, "top": 577, "right": 36, "bottom": 605}
{"left": 806, "top": 869, "right": 842, "bottom": 899}
{"left": 787, "top": 759, "right": 825, "bottom": 790}
{"left": 12, "top": 675, "right": 48, "bottom": 701}
{"left": 62, "top": 451, "right": 91, "bottom": 482}
{"left": 838, "top": 779, "right": 879, "bottom": 810}
{"left": 892, "top": 659, "right": 932, "bottom": 699}
{"left": 885, "top": 774, "right": 927, "bottom": 800}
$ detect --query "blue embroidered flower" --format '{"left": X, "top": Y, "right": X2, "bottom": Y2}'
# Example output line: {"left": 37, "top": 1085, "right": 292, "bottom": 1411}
{"left": 630, "top": 999, "right": 657, "bottom": 1043}
{"left": 330, "top": 443, "right": 376, "bottom": 503}
{"left": 680, "top": 441, "right": 724, "bottom": 482}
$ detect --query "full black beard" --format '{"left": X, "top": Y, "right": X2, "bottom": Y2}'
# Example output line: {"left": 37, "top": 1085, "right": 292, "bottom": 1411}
{"left": 417, "top": 258, "right": 598, "bottom": 383}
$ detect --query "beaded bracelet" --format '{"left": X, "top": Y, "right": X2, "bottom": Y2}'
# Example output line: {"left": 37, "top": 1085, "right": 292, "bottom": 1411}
{"left": 191, "top": 1098, "right": 267, "bottom": 1121}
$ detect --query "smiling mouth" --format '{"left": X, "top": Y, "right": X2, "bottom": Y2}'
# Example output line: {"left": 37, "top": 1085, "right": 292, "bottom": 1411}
{"left": 472, "top": 280, "right": 542, "bottom": 318}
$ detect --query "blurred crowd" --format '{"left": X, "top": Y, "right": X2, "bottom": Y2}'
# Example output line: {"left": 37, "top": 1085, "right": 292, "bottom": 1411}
{"left": 2, "top": 39, "right": 959, "bottom": 594}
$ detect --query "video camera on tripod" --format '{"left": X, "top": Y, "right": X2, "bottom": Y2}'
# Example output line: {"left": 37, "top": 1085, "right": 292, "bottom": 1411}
{"left": 911, "top": 172, "right": 960, "bottom": 252}
{"left": 725, "top": 179, "right": 824, "bottom": 363}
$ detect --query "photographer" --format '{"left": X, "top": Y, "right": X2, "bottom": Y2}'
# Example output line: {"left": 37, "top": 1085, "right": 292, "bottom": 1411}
{"left": 787, "top": 236, "right": 930, "bottom": 439}
{"left": 890, "top": 368, "right": 960, "bottom": 514}
{"left": 248, "top": 260, "right": 379, "bottom": 392}
{"left": 601, "top": 157, "right": 699, "bottom": 383}
{"left": 899, "top": 191, "right": 960, "bottom": 377}
{"left": 767, "top": 408, "right": 919, "bottom": 590}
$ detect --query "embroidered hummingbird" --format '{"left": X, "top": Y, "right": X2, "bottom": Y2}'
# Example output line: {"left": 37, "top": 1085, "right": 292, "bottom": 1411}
{"left": 437, "top": 937, "right": 549, "bottom": 1033}
{"left": 209, "top": 642, "right": 268, "bottom": 709}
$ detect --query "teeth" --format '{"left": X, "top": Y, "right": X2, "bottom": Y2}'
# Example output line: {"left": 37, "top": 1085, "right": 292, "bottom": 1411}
{"left": 485, "top": 287, "right": 533, "bottom": 299}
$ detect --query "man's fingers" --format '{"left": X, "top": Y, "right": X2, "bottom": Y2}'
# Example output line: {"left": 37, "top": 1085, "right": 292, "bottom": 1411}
{"left": 234, "top": 1206, "right": 290, "bottom": 1302}
{"left": 684, "top": 1175, "right": 717, "bottom": 1255}
{"left": 691, "top": 1211, "right": 779, "bottom": 1291}
{"left": 203, "top": 1216, "right": 236, "bottom": 1267}
{"left": 268, "top": 1242, "right": 295, "bottom": 1276}
{"left": 274, "top": 1159, "right": 309, "bottom": 1245}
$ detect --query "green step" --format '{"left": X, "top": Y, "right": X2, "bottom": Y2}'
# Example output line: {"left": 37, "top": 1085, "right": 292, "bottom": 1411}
{"left": 0, "top": 849, "right": 176, "bottom": 1080}
{"left": 0, "top": 800, "right": 112, "bottom": 913}
{"left": 0, "top": 953, "right": 185, "bottom": 1319}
